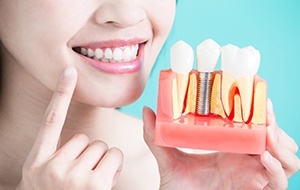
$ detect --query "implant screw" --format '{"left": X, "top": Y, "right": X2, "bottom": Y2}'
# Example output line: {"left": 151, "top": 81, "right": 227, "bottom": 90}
{"left": 196, "top": 72, "right": 213, "bottom": 115}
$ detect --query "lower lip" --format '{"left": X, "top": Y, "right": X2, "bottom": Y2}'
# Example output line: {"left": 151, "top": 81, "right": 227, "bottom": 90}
{"left": 76, "top": 44, "right": 144, "bottom": 74}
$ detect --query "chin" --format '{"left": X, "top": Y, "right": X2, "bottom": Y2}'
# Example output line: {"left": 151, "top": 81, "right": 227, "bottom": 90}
{"left": 72, "top": 81, "right": 145, "bottom": 108}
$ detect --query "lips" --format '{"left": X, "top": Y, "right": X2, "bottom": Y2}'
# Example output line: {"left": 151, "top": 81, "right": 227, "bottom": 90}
{"left": 73, "top": 41, "right": 146, "bottom": 74}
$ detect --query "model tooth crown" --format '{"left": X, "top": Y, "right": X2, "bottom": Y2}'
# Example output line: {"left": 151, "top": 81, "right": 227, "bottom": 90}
{"left": 196, "top": 39, "right": 221, "bottom": 72}
{"left": 170, "top": 40, "right": 194, "bottom": 74}
{"left": 221, "top": 44, "right": 260, "bottom": 78}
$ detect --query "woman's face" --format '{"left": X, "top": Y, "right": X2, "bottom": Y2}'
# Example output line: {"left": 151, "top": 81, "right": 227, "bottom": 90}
{"left": 0, "top": 0, "right": 176, "bottom": 107}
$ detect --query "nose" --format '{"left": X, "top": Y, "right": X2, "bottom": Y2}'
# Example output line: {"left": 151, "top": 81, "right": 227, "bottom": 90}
{"left": 94, "top": 1, "right": 146, "bottom": 28}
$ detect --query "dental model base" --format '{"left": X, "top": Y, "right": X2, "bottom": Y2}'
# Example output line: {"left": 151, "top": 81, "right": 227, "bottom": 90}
{"left": 155, "top": 40, "right": 267, "bottom": 154}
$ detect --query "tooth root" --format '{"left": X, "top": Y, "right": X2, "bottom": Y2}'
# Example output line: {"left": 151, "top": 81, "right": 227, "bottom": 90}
{"left": 184, "top": 73, "right": 197, "bottom": 114}
{"left": 176, "top": 73, "right": 189, "bottom": 113}
{"left": 237, "top": 76, "right": 254, "bottom": 122}
{"left": 252, "top": 81, "right": 267, "bottom": 124}
{"left": 221, "top": 72, "right": 237, "bottom": 117}
{"left": 172, "top": 78, "right": 181, "bottom": 119}
{"left": 210, "top": 73, "right": 226, "bottom": 118}
{"left": 233, "top": 94, "right": 243, "bottom": 122}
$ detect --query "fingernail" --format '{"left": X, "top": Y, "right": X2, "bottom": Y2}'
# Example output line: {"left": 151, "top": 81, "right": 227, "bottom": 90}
{"left": 62, "top": 66, "right": 76, "bottom": 81}
{"left": 267, "top": 98, "right": 274, "bottom": 112}
{"left": 265, "top": 151, "right": 274, "bottom": 162}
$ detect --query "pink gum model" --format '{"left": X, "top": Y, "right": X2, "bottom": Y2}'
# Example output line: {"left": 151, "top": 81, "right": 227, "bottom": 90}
{"left": 155, "top": 69, "right": 267, "bottom": 154}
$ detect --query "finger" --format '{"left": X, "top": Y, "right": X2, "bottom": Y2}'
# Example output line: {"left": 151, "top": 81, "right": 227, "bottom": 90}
{"left": 33, "top": 66, "right": 77, "bottom": 158}
{"left": 53, "top": 133, "right": 90, "bottom": 161}
{"left": 95, "top": 148, "right": 123, "bottom": 186}
{"left": 142, "top": 106, "right": 178, "bottom": 171}
{"left": 76, "top": 140, "right": 108, "bottom": 170}
{"left": 266, "top": 125, "right": 300, "bottom": 177}
{"left": 266, "top": 98, "right": 276, "bottom": 127}
{"left": 267, "top": 98, "right": 298, "bottom": 153}
{"left": 261, "top": 151, "right": 288, "bottom": 190}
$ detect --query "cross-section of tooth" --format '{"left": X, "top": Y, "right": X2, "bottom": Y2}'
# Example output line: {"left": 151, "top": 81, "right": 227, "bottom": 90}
{"left": 196, "top": 39, "right": 220, "bottom": 115}
{"left": 170, "top": 40, "right": 194, "bottom": 116}
{"left": 221, "top": 44, "right": 260, "bottom": 122}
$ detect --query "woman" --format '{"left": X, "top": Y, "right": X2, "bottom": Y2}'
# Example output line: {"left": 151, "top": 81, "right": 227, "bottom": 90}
{"left": 0, "top": 0, "right": 299, "bottom": 189}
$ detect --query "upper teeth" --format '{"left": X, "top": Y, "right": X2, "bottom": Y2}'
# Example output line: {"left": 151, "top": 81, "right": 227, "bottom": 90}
{"left": 78, "top": 44, "right": 139, "bottom": 62}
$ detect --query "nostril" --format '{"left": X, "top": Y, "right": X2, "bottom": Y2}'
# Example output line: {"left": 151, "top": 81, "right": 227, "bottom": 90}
{"left": 93, "top": 2, "right": 146, "bottom": 28}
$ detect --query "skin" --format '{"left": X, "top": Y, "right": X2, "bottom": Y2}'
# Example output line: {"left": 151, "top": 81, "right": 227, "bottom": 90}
{"left": 0, "top": 0, "right": 175, "bottom": 189}
{"left": 0, "top": 0, "right": 299, "bottom": 190}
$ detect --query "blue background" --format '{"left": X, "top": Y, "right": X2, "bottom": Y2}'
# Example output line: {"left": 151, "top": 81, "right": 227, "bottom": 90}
{"left": 121, "top": 1, "right": 300, "bottom": 188}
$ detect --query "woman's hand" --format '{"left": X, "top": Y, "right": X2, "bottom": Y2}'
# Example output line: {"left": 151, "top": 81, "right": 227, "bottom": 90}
{"left": 17, "top": 67, "right": 123, "bottom": 190}
{"left": 143, "top": 99, "right": 300, "bottom": 190}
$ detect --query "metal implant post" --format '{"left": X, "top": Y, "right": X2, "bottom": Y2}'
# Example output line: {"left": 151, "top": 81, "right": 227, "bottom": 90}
{"left": 196, "top": 72, "right": 213, "bottom": 115}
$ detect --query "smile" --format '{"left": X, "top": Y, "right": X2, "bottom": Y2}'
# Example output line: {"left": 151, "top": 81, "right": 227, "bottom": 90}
{"left": 73, "top": 41, "right": 145, "bottom": 74}
{"left": 74, "top": 44, "right": 139, "bottom": 63}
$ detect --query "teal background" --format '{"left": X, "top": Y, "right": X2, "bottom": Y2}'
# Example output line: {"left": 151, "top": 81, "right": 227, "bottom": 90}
{"left": 121, "top": 1, "right": 300, "bottom": 189}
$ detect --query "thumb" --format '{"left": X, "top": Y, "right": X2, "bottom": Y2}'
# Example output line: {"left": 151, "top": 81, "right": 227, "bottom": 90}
{"left": 142, "top": 106, "right": 176, "bottom": 170}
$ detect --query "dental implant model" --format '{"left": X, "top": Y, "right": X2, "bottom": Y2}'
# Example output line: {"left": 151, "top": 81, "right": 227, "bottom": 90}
{"left": 155, "top": 39, "right": 267, "bottom": 154}
{"left": 196, "top": 39, "right": 221, "bottom": 115}
{"left": 221, "top": 44, "right": 261, "bottom": 123}
{"left": 170, "top": 41, "right": 194, "bottom": 119}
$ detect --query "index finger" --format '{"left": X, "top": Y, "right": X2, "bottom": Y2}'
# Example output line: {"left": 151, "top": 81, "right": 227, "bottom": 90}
{"left": 32, "top": 66, "right": 78, "bottom": 158}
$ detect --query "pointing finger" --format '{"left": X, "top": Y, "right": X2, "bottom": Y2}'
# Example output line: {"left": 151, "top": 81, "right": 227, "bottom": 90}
{"left": 32, "top": 66, "right": 77, "bottom": 159}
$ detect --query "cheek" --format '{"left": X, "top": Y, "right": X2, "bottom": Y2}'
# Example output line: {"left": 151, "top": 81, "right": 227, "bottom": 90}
{"left": 0, "top": 1, "right": 97, "bottom": 90}
{"left": 150, "top": 0, "right": 176, "bottom": 38}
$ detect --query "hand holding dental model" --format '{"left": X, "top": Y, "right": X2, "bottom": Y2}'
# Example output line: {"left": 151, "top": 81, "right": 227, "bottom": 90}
{"left": 142, "top": 39, "right": 299, "bottom": 189}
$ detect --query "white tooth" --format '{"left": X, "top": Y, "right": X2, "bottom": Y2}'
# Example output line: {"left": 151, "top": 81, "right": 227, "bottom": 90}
{"left": 221, "top": 44, "right": 260, "bottom": 78}
{"left": 196, "top": 39, "right": 220, "bottom": 72}
{"left": 104, "top": 48, "right": 113, "bottom": 59}
{"left": 95, "top": 48, "right": 104, "bottom": 59}
{"left": 130, "top": 46, "right": 136, "bottom": 58}
{"left": 196, "top": 39, "right": 220, "bottom": 114}
{"left": 81, "top": 48, "right": 87, "bottom": 56}
{"left": 113, "top": 48, "right": 123, "bottom": 61}
{"left": 87, "top": 48, "right": 95, "bottom": 57}
{"left": 123, "top": 47, "right": 131, "bottom": 60}
{"left": 221, "top": 44, "right": 261, "bottom": 122}
{"left": 170, "top": 40, "right": 194, "bottom": 114}
{"left": 170, "top": 40, "right": 194, "bottom": 74}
